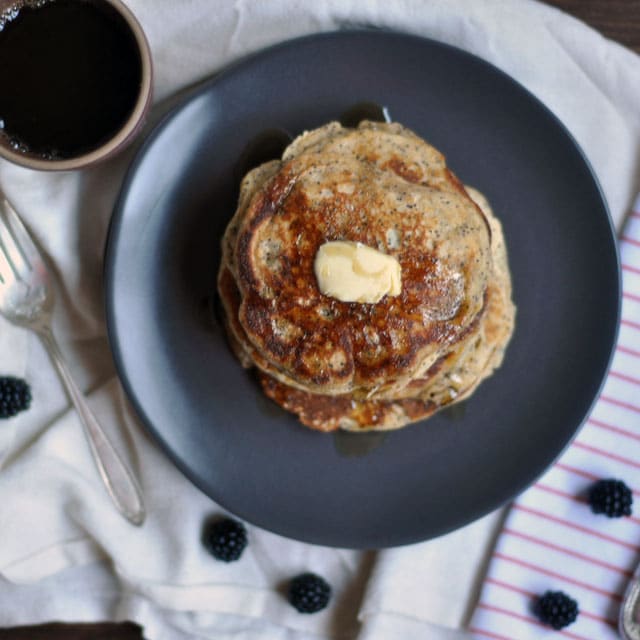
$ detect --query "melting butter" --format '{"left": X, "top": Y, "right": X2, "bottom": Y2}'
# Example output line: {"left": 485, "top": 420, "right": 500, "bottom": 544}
{"left": 314, "top": 241, "right": 402, "bottom": 303}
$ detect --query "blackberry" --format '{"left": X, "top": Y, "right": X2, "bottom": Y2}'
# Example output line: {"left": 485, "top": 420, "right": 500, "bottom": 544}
{"left": 203, "top": 517, "right": 247, "bottom": 562}
{"left": 0, "top": 376, "right": 31, "bottom": 419}
{"left": 588, "top": 478, "right": 633, "bottom": 518}
{"left": 288, "top": 572, "right": 331, "bottom": 613}
{"left": 534, "top": 590, "right": 579, "bottom": 630}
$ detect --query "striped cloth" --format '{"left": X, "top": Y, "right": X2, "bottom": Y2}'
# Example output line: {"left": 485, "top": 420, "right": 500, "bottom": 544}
{"left": 469, "top": 198, "right": 640, "bottom": 640}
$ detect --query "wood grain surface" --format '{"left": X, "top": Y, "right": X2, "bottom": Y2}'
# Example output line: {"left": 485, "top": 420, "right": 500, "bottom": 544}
{"left": 2, "top": 1, "right": 637, "bottom": 639}
{"left": 543, "top": 0, "right": 640, "bottom": 52}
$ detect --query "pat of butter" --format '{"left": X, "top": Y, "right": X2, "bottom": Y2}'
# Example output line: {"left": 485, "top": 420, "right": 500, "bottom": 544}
{"left": 314, "top": 241, "right": 402, "bottom": 303}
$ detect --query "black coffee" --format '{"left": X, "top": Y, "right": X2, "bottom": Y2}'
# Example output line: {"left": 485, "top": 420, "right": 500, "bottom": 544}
{"left": 0, "top": 0, "right": 142, "bottom": 159}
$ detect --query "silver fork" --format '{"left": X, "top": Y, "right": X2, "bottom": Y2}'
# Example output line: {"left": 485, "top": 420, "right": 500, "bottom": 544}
{"left": 0, "top": 195, "right": 145, "bottom": 526}
{"left": 620, "top": 563, "right": 640, "bottom": 640}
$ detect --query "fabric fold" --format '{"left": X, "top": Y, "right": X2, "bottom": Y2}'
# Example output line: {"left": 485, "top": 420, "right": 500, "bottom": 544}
{"left": 0, "top": 1, "right": 639, "bottom": 638}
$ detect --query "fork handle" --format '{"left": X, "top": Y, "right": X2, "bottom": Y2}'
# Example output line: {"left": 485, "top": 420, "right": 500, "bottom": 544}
{"left": 620, "top": 561, "right": 640, "bottom": 639}
{"left": 38, "top": 327, "right": 146, "bottom": 526}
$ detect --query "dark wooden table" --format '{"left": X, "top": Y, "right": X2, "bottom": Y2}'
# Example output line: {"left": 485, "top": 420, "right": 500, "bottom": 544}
{"left": 545, "top": 0, "right": 640, "bottom": 53}
{"left": 2, "top": 2, "right": 638, "bottom": 639}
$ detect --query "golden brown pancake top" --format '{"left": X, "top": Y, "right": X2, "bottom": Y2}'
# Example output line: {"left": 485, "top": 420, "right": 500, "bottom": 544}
{"left": 231, "top": 122, "right": 493, "bottom": 395}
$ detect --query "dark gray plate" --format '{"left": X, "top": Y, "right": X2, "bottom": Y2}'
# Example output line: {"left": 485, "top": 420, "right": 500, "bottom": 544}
{"left": 104, "top": 30, "right": 619, "bottom": 548}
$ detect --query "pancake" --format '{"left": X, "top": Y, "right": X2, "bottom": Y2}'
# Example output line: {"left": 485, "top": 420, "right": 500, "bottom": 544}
{"left": 217, "top": 120, "right": 515, "bottom": 432}
{"left": 223, "top": 121, "right": 493, "bottom": 398}
{"left": 256, "top": 185, "right": 515, "bottom": 432}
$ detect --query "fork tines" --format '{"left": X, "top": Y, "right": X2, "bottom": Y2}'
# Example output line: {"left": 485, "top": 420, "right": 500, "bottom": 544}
{"left": 0, "top": 197, "right": 37, "bottom": 283}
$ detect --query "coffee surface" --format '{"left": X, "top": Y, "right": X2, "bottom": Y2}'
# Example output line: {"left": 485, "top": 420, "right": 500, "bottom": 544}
{"left": 0, "top": 0, "right": 142, "bottom": 158}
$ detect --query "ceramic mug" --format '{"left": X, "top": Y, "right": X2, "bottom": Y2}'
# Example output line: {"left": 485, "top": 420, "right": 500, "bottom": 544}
{"left": 0, "top": 0, "right": 153, "bottom": 171}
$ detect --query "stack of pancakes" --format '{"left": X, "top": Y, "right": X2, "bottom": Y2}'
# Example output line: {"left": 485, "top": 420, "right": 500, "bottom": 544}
{"left": 218, "top": 121, "right": 515, "bottom": 432}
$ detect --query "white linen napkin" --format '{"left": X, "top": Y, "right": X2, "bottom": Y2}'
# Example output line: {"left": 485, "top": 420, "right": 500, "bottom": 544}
{"left": 0, "top": 1, "right": 639, "bottom": 639}
{"left": 469, "top": 199, "right": 640, "bottom": 639}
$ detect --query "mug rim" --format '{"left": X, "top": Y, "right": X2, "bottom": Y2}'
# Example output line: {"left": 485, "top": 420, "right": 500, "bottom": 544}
{"left": 0, "top": 0, "right": 153, "bottom": 171}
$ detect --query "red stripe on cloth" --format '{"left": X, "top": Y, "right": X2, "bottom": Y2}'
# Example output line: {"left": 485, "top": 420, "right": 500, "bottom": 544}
{"left": 622, "top": 234, "right": 640, "bottom": 248}
{"left": 599, "top": 394, "right": 640, "bottom": 414}
{"left": 534, "top": 483, "right": 587, "bottom": 503}
{"left": 553, "top": 462, "right": 640, "bottom": 497}
{"left": 487, "top": 576, "right": 536, "bottom": 598}
{"left": 623, "top": 291, "right": 640, "bottom": 304}
{"left": 532, "top": 484, "right": 640, "bottom": 527}
{"left": 512, "top": 504, "right": 640, "bottom": 551}
{"left": 575, "top": 612, "right": 617, "bottom": 628}
{"left": 623, "top": 262, "right": 640, "bottom": 275}
{"left": 609, "top": 369, "right": 640, "bottom": 386}
{"left": 486, "top": 578, "right": 617, "bottom": 627}
{"left": 553, "top": 462, "right": 640, "bottom": 496}
{"left": 629, "top": 211, "right": 640, "bottom": 219}
{"left": 468, "top": 627, "right": 513, "bottom": 640}
{"left": 622, "top": 318, "right": 640, "bottom": 331}
{"left": 476, "top": 603, "right": 597, "bottom": 640}
{"left": 502, "top": 527, "right": 633, "bottom": 576}
{"left": 617, "top": 344, "right": 640, "bottom": 358}
{"left": 554, "top": 462, "right": 599, "bottom": 480}
{"left": 493, "top": 552, "right": 624, "bottom": 600}
{"left": 573, "top": 440, "right": 640, "bottom": 470}
{"left": 587, "top": 417, "right": 640, "bottom": 442}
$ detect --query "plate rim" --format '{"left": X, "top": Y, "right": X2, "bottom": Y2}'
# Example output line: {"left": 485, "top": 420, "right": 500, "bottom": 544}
{"left": 104, "top": 28, "right": 621, "bottom": 548}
